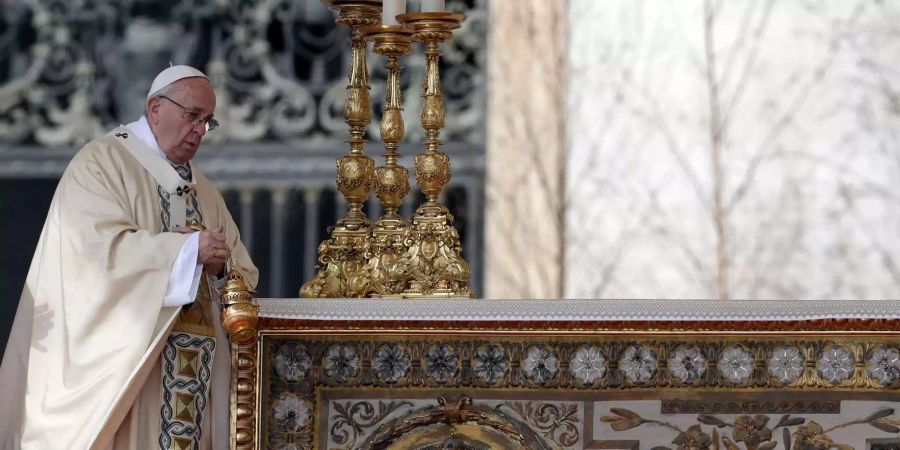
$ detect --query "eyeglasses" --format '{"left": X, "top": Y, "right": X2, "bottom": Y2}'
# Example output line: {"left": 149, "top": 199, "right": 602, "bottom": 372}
{"left": 159, "top": 95, "right": 220, "bottom": 133}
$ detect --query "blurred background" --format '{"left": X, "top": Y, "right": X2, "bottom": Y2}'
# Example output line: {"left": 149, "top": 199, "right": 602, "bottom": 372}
{"left": 2, "top": 0, "right": 900, "bottom": 351}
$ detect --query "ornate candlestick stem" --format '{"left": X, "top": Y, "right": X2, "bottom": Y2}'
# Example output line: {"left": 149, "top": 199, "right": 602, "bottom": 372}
{"left": 367, "top": 25, "right": 414, "bottom": 296}
{"left": 395, "top": 12, "right": 473, "bottom": 298}
{"left": 300, "top": 0, "right": 380, "bottom": 298}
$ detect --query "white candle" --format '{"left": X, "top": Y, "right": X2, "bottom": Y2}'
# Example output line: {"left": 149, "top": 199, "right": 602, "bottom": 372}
{"left": 382, "top": 0, "right": 406, "bottom": 25}
{"left": 421, "top": 0, "right": 444, "bottom": 12}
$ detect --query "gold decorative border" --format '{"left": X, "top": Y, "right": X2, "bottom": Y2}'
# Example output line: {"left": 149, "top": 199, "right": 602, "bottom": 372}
{"left": 230, "top": 340, "right": 258, "bottom": 449}
{"left": 258, "top": 317, "right": 900, "bottom": 334}
{"left": 242, "top": 320, "right": 900, "bottom": 450}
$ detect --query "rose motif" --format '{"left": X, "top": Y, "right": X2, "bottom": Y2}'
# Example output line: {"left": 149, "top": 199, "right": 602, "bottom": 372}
{"left": 570, "top": 345, "right": 606, "bottom": 385}
{"left": 619, "top": 345, "right": 656, "bottom": 384}
{"left": 374, "top": 343, "right": 411, "bottom": 383}
{"left": 867, "top": 347, "right": 900, "bottom": 385}
{"left": 522, "top": 345, "right": 559, "bottom": 385}
{"left": 272, "top": 393, "right": 310, "bottom": 431}
{"left": 767, "top": 346, "right": 804, "bottom": 385}
{"left": 817, "top": 345, "right": 853, "bottom": 385}
{"left": 323, "top": 344, "right": 360, "bottom": 383}
{"left": 669, "top": 346, "right": 707, "bottom": 383}
{"left": 473, "top": 344, "right": 509, "bottom": 385}
{"left": 424, "top": 343, "right": 459, "bottom": 383}
{"left": 274, "top": 342, "right": 311, "bottom": 382}
{"left": 718, "top": 345, "right": 754, "bottom": 384}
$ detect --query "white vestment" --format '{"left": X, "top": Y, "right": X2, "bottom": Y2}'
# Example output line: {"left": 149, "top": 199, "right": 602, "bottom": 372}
{"left": 0, "top": 124, "right": 258, "bottom": 449}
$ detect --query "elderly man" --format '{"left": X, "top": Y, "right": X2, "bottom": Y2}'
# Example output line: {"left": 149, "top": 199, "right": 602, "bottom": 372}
{"left": 0, "top": 65, "right": 258, "bottom": 449}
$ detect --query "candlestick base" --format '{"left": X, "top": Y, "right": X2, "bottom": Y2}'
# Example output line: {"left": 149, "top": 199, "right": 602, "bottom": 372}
{"left": 388, "top": 201, "right": 473, "bottom": 299}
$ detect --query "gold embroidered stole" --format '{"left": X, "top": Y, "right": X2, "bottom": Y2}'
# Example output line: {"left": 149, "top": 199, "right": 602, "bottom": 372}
{"left": 159, "top": 274, "right": 217, "bottom": 450}
{"left": 109, "top": 127, "right": 217, "bottom": 449}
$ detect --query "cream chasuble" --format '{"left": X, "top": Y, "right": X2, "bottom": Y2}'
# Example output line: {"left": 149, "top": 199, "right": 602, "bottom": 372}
{"left": 0, "top": 128, "right": 257, "bottom": 450}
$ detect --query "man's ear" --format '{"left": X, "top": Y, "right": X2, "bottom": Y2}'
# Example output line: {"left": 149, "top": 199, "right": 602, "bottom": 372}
{"left": 146, "top": 97, "right": 161, "bottom": 122}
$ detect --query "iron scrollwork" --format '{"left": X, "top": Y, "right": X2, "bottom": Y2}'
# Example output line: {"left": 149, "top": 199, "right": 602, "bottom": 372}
{"left": 0, "top": 0, "right": 487, "bottom": 150}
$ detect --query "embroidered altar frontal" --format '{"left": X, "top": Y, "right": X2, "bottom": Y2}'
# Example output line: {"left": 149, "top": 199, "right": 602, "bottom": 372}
{"left": 235, "top": 300, "right": 900, "bottom": 449}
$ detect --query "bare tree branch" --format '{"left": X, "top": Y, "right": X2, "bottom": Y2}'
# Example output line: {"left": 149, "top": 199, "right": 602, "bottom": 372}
{"left": 726, "top": 0, "right": 868, "bottom": 214}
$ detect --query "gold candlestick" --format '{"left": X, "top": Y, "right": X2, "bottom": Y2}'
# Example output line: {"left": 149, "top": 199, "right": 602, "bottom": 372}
{"left": 300, "top": 0, "right": 380, "bottom": 298}
{"left": 366, "top": 25, "right": 414, "bottom": 296}
{"left": 395, "top": 12, "right": 473, "bottom": 298}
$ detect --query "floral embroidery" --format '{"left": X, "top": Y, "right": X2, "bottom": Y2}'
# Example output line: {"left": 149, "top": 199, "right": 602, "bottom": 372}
{"left": 619, "top": 345, "right": 656, "bottom": 383}
{"left": 272, "top": 393, "right": 310, "bottom": 431}
{"left": 274, "top": 342, "right": 311, "bottom": 382}
{"left": 323, "top": 344, "right": 360, "bottom": 383}
{"left": 473, "top": 344, "right": 509, "bottom": 385}
{"left": 424, "top": 343, "right": 459, "bottom": 383}
{"left": 866, "top": 347, "right": 900, "bottom": 385}
{"left": 817, "top": 345, "right": 853, "bottom": 385}
{"left": 718, "top": 345, "right": 754, "bottom": 384}
{"left": 522, "top": 345, "right": 559, "bottom": 385}
{"left": 669, "top": 346, "right": 707, "bottom": 383}
{"left": 374, "top": 343, "right": 410, "bottom": 383}
{"left": 570, "top": 345, "right": 606, "bottom": 385}
{"left": 767, "top": 346, "right": 804, "bottom": 385}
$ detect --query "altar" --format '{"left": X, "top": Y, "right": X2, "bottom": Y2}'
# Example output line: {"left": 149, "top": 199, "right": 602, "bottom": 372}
{"left": 227, "top": 299, "right": 900, "bottom": 449}
{"left": 218, "top": 2, "right": 900, "bottom": 449}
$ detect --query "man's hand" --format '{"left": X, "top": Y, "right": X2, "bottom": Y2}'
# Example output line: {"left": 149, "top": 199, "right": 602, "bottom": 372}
{"left": 174, "top": 225, "right": 229, "bottom": 276}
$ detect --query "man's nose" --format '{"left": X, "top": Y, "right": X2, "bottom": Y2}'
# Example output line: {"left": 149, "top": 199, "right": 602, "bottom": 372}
{"left": 194, "top": 122, "right": 207, "bottom": 138}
